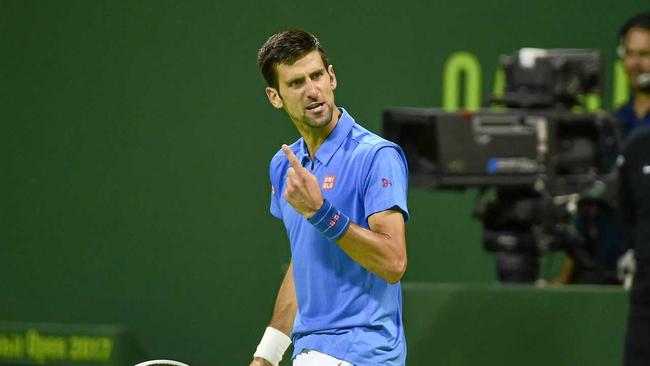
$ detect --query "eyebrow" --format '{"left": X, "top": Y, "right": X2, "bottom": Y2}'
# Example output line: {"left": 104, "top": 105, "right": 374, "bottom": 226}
{"left": 284, "top": 68, "right": 326, "bottom": 86}
{"left": 310, "top": 68, "right": 325, "bottom": 76}
{"left": 286, "top": 75, "right": 305, "bottom": 86}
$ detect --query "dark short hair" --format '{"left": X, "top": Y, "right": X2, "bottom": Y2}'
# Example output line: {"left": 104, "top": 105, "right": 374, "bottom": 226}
{"left": 618, "top": 11, "right": 650, "bottom": 43}
{"left": 257, "top": 29, "right": 329, "bottom": 90}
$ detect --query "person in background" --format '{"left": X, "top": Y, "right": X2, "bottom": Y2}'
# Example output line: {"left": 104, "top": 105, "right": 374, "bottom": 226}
{"left": 616, "top": 11, "right": 650, "bottom": 137}
{"left": 553, "top": 11, "right": 650, "bottom": 286}
{"left": 618, "top": 11, "right": 650, "bottom": 366}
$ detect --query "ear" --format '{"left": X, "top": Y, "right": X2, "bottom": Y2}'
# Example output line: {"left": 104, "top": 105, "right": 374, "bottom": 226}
{"left": 265, "top": 86, "right": 284, "bottom": 109}
{"left": 327, "top": 65, "right": 337, "bottom": 90}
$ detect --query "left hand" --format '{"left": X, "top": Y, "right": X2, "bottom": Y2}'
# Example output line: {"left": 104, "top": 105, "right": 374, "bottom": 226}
{"left": 282, "top": 144, "right": 323, "bottom": 218}
{"left": 249, "top": 357, "right": 272, "bottom": 366}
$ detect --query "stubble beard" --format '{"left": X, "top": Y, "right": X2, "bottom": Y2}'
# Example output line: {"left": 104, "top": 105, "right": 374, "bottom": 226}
{"left": 301, "top": 103, "right": 333, "bottom": 129}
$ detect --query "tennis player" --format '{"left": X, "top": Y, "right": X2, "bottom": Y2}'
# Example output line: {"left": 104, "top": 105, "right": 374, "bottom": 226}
{"left": 250, "top": 29, "right": 409, "bottom": 366}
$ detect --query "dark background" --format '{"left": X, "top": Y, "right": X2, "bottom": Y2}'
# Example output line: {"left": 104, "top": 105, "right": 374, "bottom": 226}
{"left": 1, "top": 1, "right": 646, "bottom": 365}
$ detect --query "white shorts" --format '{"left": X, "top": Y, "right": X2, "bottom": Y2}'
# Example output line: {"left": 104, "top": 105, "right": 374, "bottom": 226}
{"left": 293, "top": 349, "right": 353, "bottom": 366}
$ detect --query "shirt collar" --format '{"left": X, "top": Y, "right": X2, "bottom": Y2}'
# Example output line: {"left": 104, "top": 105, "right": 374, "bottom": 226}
{"left": 299, "top": 107, "right": 355, "bottom": 167}
{"left": 620, "top": 95, "right": 650, "bottom": 118}
{"left": 619, "top": 96, "right": 639, "bottom": 118}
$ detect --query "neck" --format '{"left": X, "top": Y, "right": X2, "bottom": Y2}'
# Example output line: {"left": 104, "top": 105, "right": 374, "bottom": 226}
{"left": 296, "top": 107, "right": 341, "bottom": 159}
{"left": 634, "top": 91, "right": 650, "bottom": 118}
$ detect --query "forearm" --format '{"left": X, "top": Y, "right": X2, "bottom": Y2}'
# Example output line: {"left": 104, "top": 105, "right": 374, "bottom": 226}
{"left": 336, "top": 211, "right": 407, "bottom": 284}
{"left": 268, "top": 261, "right": 297, "bottom": 336}
{"left": 251, "top": 262, "right": 296, "bottom": 366}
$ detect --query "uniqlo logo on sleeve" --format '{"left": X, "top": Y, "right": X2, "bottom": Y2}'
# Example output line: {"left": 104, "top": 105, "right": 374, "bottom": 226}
{"left": 322, "top": 175, "right": 336, "bottom": 190}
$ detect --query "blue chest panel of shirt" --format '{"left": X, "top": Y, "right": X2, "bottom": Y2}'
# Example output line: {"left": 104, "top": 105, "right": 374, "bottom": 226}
{"left": 278, "top": 138, "right": 378, "bottom": 326}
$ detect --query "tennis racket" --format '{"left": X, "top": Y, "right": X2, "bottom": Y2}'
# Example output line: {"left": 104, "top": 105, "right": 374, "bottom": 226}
{"left": 134, "top": 360, "right": 189, "bottom": 366}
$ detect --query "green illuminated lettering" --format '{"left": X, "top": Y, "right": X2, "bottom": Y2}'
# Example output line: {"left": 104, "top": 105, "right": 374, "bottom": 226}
{"left": 443, "top": 54, "right": 627, "bottom": 111}
{"left": 25, "top": 329, "right": 67, "bottom": 363}
{"left": 443, "top": 52, "right": 482, "bottom": 111}
{"left": 613, "top": 60, "right": 629, "bottom": 108}
{"left": 583, "top": 94, "right": 601, "bottom": 111}
{"left": 0, "top": 334, "right": 24, "bottom": 359}
{"left": 492, "top": 67, "right": 505, "bottom": 99}
{"left": 69, "top": 336, "right": 113, "bottom": 361}
{"left": 572, "top": 94, "right": 602, "bottom": 112}
{"left": 490, "top": 67, "right": 505, "bottom": 110}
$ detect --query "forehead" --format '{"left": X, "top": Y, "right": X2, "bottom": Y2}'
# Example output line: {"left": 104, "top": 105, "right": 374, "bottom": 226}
{"left": 625, "top": 27, "right": 650, "bottom": 48}
{"left": 275, "top": 50, "right": 326, "bottom": 82}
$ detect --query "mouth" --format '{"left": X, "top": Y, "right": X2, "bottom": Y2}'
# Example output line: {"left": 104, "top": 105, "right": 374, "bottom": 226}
{"left": 306, "top": 102, "right": 325, "bottom": 112}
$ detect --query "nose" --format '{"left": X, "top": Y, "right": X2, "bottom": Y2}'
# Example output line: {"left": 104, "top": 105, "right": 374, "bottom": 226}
{"left": 305, "top": 79, "right": 319, "bottom": 98}
{"left": 626, "top": 51, "right": 645, "bottom": 66}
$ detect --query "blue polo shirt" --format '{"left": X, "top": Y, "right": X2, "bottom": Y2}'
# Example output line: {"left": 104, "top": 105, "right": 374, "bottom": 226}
{"left": 618, "top": 97, "right": 650, "bottom": 138}
{"left": 269, "top": 108, "right": 409, "bottom": 366}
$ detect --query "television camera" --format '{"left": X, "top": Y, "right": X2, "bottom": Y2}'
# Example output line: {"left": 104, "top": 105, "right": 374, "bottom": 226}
{"left": 383, "top": 48, "right": 622, "bottom": 283}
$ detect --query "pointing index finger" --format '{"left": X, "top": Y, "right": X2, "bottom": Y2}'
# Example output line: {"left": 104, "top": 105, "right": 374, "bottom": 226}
{"left": 282, "top": 144, "right": 302, "bottom": 169}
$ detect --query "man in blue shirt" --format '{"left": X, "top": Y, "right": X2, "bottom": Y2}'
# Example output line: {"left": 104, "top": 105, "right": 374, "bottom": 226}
{"left": 250, "top": 30, "right": 409, "bottom": 366}
{"left": 617, "top": 11, "right": 650, "bottom": 366}
{"left": 555, "top": 12, "right": 650, "bottom": 286}
{"left": 617, "top": 11, "right": 650, "bottom": 139}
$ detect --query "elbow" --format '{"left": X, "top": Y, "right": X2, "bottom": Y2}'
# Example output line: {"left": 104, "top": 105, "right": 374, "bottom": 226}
{"left": 385, "top": 257, "right": 407, "bottom": 284}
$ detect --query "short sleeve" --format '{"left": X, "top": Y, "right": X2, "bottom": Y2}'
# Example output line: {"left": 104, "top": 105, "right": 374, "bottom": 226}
{"left": 362, "top": 146, "right": 409, "bottom": 221}
{"left": 269, "top": 159, "right": 283, "bottom": 219}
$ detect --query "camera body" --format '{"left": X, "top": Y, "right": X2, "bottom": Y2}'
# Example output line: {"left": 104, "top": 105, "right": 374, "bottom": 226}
{"left": 383, "top": 108, "right": 618, "bottom": 192}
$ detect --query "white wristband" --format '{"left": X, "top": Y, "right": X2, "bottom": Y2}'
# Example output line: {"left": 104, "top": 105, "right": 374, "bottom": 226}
{"left": 254, "top": 327, "right": 292, "bottom": 366}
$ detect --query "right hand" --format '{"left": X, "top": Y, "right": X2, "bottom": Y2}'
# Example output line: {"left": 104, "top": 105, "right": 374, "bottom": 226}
{"left": 249, "top": 357, "right": 272, "bottom": 366}
{"left": 618, "top": 249, "right": 636, "bottom": 290}
{"left": 617, "top": 249, "right": 636, "bottom": 279}
{"left": 281, "top": 144, "right": 323, "bottom": 218}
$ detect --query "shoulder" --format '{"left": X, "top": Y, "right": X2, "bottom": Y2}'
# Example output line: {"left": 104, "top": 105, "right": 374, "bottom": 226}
{"left": 338, "top": 107, "right": 402, "bottom": 155}
{"left": 348, "top": 122, "right": 403, "bottom": 158}
{"left": 345, "top": 122, "right": 407, "bottom": 178}
{"left": 623, "top": 125, "right": 650, "bottom": 155}
{"left": 616, "top": 100, "right": 634, "bottom": 117}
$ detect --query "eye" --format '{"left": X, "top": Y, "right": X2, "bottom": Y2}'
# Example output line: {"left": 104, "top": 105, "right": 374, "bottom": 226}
{"left": 311, "top": 71, "right": 323, "bottom": 80}
{"left": 289, "top": 79, "right": 303, "bottom": 88}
